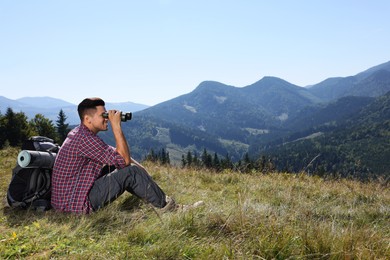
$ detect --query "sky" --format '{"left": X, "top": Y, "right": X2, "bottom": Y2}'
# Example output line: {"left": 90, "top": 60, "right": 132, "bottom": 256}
{"left": 1, "top": 1, "right": 389, "bottom": 106}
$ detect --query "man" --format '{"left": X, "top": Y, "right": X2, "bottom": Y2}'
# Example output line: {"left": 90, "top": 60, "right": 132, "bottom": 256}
{"left": 51, "top": 97, "right": 176, "bottom": 214}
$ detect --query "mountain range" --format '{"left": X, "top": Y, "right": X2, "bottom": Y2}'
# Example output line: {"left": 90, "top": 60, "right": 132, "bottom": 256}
{"left": 2, "top": 60, "right": 390, "bottom": 177}
{"left": 0, "top": 96, "right": 149, "bottom": 124}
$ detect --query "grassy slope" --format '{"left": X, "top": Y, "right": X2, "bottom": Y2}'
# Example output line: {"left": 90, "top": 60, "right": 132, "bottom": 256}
{"left": 0, "top": 148, "right": 389, "bottom": 259}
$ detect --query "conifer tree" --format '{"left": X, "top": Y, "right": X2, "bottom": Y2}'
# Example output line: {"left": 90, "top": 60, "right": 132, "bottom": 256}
{"left": 186, "top": 151, "right": 193, "bottom": 167}
{"left": 201, "top": 148, "right": 213, "bottom": 168}
{"left": 56, "top": 109, "right": 70, "bottom": 144}
{"left": 213, "top": 152, "right": 220, "bottom": 171}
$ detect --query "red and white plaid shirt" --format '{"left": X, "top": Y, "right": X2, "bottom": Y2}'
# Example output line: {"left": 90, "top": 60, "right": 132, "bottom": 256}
{"left": 51, "top": 124, "right": 126, "bottom": 214}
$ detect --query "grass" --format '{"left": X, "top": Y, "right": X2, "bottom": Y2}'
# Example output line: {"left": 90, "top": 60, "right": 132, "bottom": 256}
{"left": 0, "top": 148, "right": 389, "bottom": 259}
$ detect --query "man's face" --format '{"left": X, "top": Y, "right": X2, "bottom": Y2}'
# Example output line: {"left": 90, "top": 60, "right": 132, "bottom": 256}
{"left": 87, "top": 105, "right": 108, "bottom": 133}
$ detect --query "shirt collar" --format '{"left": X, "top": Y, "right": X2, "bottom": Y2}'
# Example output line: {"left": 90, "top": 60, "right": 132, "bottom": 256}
{"left": 80, "top": 123, "right": 96, "bottom": 136}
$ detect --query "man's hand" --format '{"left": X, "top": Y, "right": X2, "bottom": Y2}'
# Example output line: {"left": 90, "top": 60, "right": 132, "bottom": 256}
{"left": 107, "top": 110, "right": 122, "bottom": 129}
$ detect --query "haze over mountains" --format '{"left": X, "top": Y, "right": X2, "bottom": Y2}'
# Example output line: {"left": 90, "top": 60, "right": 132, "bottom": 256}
{"left": 0, "top": 96, "right": 149, "bottom": 124}
{"left": 1, "top": 60, "right": 390, "bottom": 177}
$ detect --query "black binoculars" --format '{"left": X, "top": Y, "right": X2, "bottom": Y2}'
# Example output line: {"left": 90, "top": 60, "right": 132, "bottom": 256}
{"left": 102, "top": 112, "right": 132, "bottom": 122}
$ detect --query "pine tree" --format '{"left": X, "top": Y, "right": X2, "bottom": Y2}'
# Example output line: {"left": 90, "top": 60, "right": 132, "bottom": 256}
{"left": 213, "top": 152, "right": 221, "bottom": 171}
{"left": 243, "top": 152, "right": 252, "bottom": 172}
{"left": 181, "top": 154, "right": 187, "bottom": 168}
{"left": 221, "top": 153, "right": 233, "bottom": 170}
{"left": 56, "top": 109, "right": 70, "bottom": 144}
{"left": 186, "top": 151, "right": 193, "bottom": 167}
{"left": 160, "top": 148, "right": 168, "bottom": 164}
{"left": 193, "top": 151, "right": 200, "bottom": 168}
{"left": 201, "top": 148, "right": 212, "bottom": 168}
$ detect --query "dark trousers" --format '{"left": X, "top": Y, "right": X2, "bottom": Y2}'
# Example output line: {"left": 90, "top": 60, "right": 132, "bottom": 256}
{"left": 88, "top": 165, "right": 167, "bottom": 211}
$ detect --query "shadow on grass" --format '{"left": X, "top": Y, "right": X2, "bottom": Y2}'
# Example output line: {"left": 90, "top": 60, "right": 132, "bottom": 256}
{"left": 2, "top": 204, "right": 51, "bottom": 226}
{"left": 2, "top": 194, "right": 146, "bottom": 232}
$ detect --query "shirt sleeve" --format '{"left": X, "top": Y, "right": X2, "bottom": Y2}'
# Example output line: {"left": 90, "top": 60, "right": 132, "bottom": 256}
{"left": 79, "top": 133, "right": 127, "bottom": 169}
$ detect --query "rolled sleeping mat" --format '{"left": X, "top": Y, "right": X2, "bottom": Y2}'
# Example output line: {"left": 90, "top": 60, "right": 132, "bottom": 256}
{"left": 17, "top": 150, "right": 56, "bottom": 169}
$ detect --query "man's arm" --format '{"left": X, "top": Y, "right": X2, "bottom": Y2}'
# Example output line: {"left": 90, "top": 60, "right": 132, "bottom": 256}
{"left": 109, "top": 110, "right": 131, "bottom": 166}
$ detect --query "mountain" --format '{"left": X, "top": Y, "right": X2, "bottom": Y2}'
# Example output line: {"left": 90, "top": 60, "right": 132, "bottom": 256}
{"left": 355, "top": 60, "right": 390, "bottom": 80}
{"left": 140, "top": 77, "right": 318, "bottom": 138}
{"left": 285, "top": 96, "right": 375, "bottom": 132}
{"left": 0, "top": 96, "right": 28, "bottom": 110}
{"left": 0, "top": 96, "right": 149, "bottom": 124}
{"left": 243, "top": 76, "right": 321, "bottom": 115}
{"left": 307, "top": 61, "right": 390, "bottom": 101}
{"left": 262, "top": 91, "right": 390, "bottom": 177}
{"left": 16, "top": 97, "right": 74, "bottom": 108}
{"left": 348, "top": 70, "right": 390, "bottom": 97}
{"left": 245, "top": 95, "right": 376, "bottom": 153}
{"left": 0, "top": 96, "right": 76, "bottom": 123}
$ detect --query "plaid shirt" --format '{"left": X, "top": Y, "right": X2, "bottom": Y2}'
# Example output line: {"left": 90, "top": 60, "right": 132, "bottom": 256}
{"left": 51, "top": 124, "right": 126, "bottom": 214}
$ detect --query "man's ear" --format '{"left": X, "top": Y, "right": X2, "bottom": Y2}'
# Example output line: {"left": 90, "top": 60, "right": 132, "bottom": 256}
{"left": 84, "top": 114, "right": 92, "bottom": 125}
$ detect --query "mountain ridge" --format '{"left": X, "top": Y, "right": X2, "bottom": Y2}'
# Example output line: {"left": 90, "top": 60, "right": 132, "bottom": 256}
{"left": 307, "top": 60, "right": 390, "bottom": 101}
{"left": 0, "top": 96, "right": 149, "bottom": 124}
{"left": 16, "top": 96, "right": 75, "bottom": 108}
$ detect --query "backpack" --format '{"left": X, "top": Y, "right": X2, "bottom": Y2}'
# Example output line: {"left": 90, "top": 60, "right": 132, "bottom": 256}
{"left": 7, "top": 136, "right": 59, "bottom": 211}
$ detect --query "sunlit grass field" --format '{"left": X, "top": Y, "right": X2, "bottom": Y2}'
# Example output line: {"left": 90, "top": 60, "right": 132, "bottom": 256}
{"left": 1, "top": 148, "right": 389, "bottom": 259}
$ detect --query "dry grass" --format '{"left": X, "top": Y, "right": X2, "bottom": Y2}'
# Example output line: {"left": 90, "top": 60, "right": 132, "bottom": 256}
{"left": 1, "top": 149, "right": 389, "bottom": 259}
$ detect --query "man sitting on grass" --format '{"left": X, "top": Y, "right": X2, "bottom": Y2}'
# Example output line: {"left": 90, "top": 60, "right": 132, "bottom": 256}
{"left": 51, "top": 97, "right": 202, "bottom": 214}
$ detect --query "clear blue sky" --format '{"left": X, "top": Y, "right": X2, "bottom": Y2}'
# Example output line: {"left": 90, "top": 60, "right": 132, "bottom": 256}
{"left": 1, "top": 1, "right": 389, "bottom": 106}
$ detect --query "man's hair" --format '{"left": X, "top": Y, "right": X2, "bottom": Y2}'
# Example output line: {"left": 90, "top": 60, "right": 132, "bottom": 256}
{"left": 77, "top": 97, "right": 105, "bottom": 121}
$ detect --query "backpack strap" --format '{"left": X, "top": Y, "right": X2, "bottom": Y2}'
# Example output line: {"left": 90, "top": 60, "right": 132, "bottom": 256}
{"left": 14, "top": 169, "right": 51, "bottom": 209}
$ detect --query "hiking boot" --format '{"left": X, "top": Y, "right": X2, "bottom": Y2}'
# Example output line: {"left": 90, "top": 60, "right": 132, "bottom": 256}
{"left": 160, "top": 195, "right": 177, "bottom": 213}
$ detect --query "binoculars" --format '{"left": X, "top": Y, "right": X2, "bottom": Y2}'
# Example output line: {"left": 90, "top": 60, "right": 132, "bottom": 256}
{"left": 102, "top": 112, "right": 132, "bottom": 122}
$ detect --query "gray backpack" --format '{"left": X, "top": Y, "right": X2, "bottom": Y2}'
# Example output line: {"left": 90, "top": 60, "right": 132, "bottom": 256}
{"left": 7, "top": 136, "right": 59, "bottom": 211}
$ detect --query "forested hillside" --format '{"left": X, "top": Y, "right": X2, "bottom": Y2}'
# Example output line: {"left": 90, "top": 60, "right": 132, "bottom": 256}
{"left": 262, "top": 92, "right": 390, "bottom": 179}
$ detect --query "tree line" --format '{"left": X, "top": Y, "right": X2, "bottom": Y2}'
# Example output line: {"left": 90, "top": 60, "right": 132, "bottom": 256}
{"left": 144, "top": 147, "right": 276, "bottom": 174}
{"left": 181, "top": 149, "right": 276, "bottom": 173}
{"left": 0, "top": 107, "right": 70, "bottom": 149}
